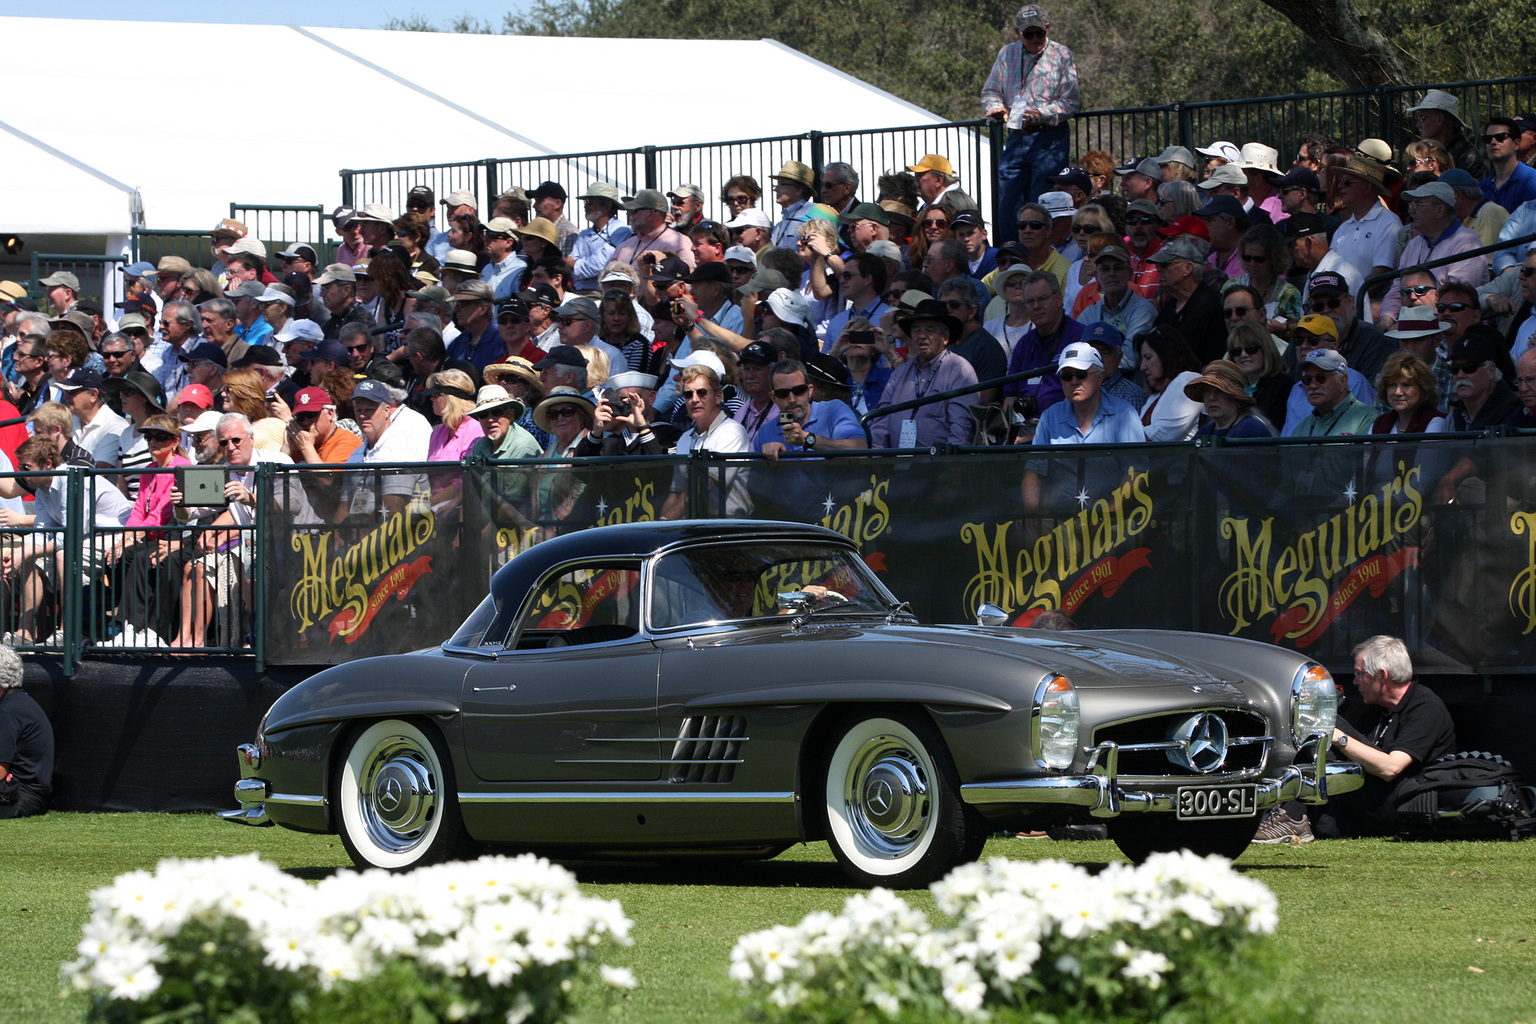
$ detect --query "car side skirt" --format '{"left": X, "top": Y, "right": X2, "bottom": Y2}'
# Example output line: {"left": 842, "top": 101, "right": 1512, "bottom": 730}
{"left": 458, "top": 789, "right": 800, "bottom": 845}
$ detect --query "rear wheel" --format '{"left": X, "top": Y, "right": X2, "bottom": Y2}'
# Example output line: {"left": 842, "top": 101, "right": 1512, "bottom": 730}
{"left": 823, "top": 712, "right": 981, "bottom": 888}
{"left": 337, "top": 719, "right": 470, "bottom": 870}
{"left": 1108, "top": 814, "right": 1261, "bottom": 864}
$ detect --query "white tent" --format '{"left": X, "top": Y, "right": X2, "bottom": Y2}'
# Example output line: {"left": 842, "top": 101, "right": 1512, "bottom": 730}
{"left": 0, "top": 15, "right": 988, "bottom": 256}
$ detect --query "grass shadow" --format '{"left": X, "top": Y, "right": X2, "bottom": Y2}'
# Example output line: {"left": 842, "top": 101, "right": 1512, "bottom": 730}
{"left": 282, "top": 866, "right": 345, "bottom": 881}
{"left": 557, "top": 857, "right": 856, "bottom": 889}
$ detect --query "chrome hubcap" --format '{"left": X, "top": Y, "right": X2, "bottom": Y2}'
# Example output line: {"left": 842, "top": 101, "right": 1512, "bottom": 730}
{"left": 845, "top": 735, "right": 931, "bottom": 857}
{"left": 360, "top": 738, "right": 437, "bottom": 852}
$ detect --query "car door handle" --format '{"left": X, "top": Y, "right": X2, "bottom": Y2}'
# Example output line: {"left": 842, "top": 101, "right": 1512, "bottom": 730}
{"left": 472, "top": 684, "right": 517, "bottom": 692}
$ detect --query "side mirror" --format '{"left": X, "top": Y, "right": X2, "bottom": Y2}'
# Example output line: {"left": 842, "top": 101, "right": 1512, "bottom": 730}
{"left": 976, "top": 603, "right": 1008, "bottom": 627}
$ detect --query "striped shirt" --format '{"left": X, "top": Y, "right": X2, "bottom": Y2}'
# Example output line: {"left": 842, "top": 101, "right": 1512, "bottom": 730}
{"left": 980, "top": 39, "right": 1081, "bottom": 129}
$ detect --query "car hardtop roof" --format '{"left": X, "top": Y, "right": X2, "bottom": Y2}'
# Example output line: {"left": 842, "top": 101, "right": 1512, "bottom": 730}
{"left": 488, "top": 519, "right": 854, "bottom": 605}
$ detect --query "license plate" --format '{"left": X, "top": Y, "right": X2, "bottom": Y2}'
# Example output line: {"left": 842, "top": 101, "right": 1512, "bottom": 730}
{"left": 1175, "top": 784, "right": 1257, "bottom": 820}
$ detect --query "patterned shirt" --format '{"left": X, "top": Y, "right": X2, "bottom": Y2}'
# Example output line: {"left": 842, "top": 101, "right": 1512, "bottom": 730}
{"left": 980, "top": 39, "right": 1081, "bottom": 129}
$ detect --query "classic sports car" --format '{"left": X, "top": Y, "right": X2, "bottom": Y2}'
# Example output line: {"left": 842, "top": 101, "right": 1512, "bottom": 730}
{"left": 224, "top": 520, "right": 1362, "bottom": 885}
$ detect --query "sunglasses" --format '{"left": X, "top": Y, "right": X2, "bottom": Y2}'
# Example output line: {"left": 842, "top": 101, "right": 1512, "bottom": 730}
{"left": 1521, "top": 267, "right": 1536, "bottom": 279}
{"left": 470, "top": 410, "right": 504, "bottom": 422}
{"left": 921, "top": 218, "right": 949, "bottom": 227}
{"left": 1071, "top": 224, "right": 1093, "bottom": 233}
{"left": 1300, "top": 372, "right": 1334, "bottom": 385}
{"left": 1228, "top": 344, "right": 1263, "bottom": 356}
{"left": 1309, "top": 297, "right": 1344, "bottom": 312}
{"left": 681, "top": 387, "right": 715, "bottom": 400}
{"left": 1022, "top": 28, "right": 1045, "bottom": 39}
{"left": 1485, "top": 132, "right": 1514, "bottom": 144}
{"left": 293, "top": 410, "right": 321, "bottom": 423}
{"left": 1016, "top": 221, "right": 1048, "bottom": 231}
{"left": 771, "top": 384, "right": 810, "bottom": 399}
{"left": 546, "top": 406, "right": 580, "bottom": 418}
{"left": 1125, "top": 215, "right": 1157, "bottom": 226}
{"left": 1406, "top": 157, "right": 1438, "bottom": 168}
{"left": 1240, "top": 253, "right": 1269, "bottom": 263}
{"left": 216, "top": 437, "right": 247, "bottom": 448}
{"left": 1449, "top": 361, "right": 1485, "bottom": 375}
{"left": 724, "top": 194, "right": 752, "bottom": 205}
{"left": 143, "top": 431, "right": 177, "bottom": 442}
{"left": 1436, "top": 302, "right": 1474, "bottom": 313}
{"left": 1400, "top": 284, "right": 1435, "bottom": 297}
{"left": 1223, "top": 306, "right": 1253, "bottom": 319}
{"left": 100, "top": 350, "right": 131, "bottom": 359}
{"left": 344, "top": 343, "right": 372, "bottom": 352}
{"left": 1058, "top": 369, "right": 1092, "bottom": 383}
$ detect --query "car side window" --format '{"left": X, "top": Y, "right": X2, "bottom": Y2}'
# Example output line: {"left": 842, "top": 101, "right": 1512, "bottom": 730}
{"left": 511, "top": 563, "right": 643, "bottom": 650}
{"left": 650, "top": 551, "right": 771, "bottom": 629}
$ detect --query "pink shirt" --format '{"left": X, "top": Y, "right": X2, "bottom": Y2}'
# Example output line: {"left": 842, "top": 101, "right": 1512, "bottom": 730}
{"left": 428, "top": 417, "right": 485, "bottom": 493}
{"left": 126, "top": 454, "right": 191, "bottom": 529}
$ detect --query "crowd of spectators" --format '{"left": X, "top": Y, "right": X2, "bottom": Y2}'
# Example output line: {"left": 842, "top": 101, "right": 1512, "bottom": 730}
{"left": 5, "top": 66, "right": 1536, "bottom": 647}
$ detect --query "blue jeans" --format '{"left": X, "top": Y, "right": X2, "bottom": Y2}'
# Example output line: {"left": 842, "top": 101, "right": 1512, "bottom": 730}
{"left": 997, "top": 124, "right": 1070, "bottom": 231}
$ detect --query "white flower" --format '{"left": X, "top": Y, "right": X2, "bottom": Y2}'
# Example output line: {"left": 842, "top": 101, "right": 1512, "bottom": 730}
{"left": 941, "top": 960, "right": 987, "bottom": 1015}
{"left": 599, "top": 964, "right": 637, "bottom": 989}
{"left": 867, "top": 986, "right": 901, "bottom": 1017}
{"left": 1053, "top": 953, "right": 1082, "bottom": 977}
{"left": 1122, "top": 949, "right": 1172, "bottom": 989}
{"left": 106, "top": 963, "right": 161, "bottom": 1001}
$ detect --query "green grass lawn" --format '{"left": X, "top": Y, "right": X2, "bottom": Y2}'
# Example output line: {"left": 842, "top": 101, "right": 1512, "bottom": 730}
{"left": 4, "top": 814, "right": 1535, "bottom": 1024}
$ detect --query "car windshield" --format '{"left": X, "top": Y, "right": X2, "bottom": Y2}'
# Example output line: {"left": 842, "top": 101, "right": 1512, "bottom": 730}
{"left": 650, "top": 541, "right": 898, "bottom": 629}
{"left": 447, "top": 594, "right": 500, "bottom": 648}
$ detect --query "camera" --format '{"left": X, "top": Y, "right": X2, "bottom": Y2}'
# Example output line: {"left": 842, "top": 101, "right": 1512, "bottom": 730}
{"left": 846, "top": 330, "right": 876, "bottom": 345}
{"left": 642, "top": 253, "right": 658, "bottom": 264}
{"left": 611, "top": 397, "right": 632, "bottom": 416}
{"left": 779, "top": 411, "right": 796, "bottom": 427}
{"left": 671, "top": 300, "right": 686, "bottom": 318}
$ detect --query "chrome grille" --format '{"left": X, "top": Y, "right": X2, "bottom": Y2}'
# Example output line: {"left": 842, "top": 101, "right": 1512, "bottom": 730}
{"left": 669, "top": 716, "right": 747, "bottom": 783}
{"left": 1091, "top": 709, "right": 1270, "bottom": 778}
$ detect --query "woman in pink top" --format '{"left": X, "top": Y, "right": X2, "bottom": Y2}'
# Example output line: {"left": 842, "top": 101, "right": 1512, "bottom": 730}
{"left": 425, "top": 369, "right": 484, "bottom": 519}
{"left": 108, "top": 414, "right": 193, "bottom": 644}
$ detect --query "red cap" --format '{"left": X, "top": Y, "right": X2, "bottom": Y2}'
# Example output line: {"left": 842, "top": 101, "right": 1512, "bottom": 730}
{"left": 294, "top": 386, "right": 333, "bottom": 409}
{"left": 1157, "top": 214, "right": 1210, "bottom": 241}
{"left": 174, "top": 384, "right": 214, "bottom": 409}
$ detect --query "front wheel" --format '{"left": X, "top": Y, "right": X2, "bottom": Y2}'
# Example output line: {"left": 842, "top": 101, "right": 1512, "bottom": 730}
{"left": 337, "top": 719, "right": 470, "bottom": 870}
{"left": 823, "top": 713, "right": 982, "bottom": 888}
{"left": 1108, "top": 814, "right": 1261, "bottom": 864}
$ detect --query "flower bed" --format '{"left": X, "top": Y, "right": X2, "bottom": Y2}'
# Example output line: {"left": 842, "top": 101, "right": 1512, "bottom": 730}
{"left": 730, "top": 851, "right": 1287, "bottom": 1023}
{"left": 63, "top": 853, "right": 634, "bottom": 1024}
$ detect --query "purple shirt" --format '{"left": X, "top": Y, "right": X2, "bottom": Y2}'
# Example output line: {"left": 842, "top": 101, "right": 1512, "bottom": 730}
{"left": 869, "top": 349, "right": 978, "bottom": 448}
{"left": 1003, "top": 316, "right": 1085, "bottom": 414}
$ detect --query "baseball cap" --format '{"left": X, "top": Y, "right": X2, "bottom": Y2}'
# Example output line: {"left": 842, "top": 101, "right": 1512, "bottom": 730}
{"left": 866, "top": 240, "right": 902, "bottom": 263}
{"left": 1082, "top": 321, "right": 1124, "bottom": 352}
{"left": 722, "top": 246, "right": 757, "bottom": 265}
{"left": 1155, "top": 145, "right": 1196, "bottom": 169}
{"left": 1282, "top": 213, "right": 1331, "bottom": 240}
{"left": 606, "top": 371, "right": 659, "bottom": 391}
{"left": 530, "top": 180, "right": 567, "bottom": 201}
{"left": 39, "top": 270, "right": 80, "bottom": 290}
{"left": 951, "top": 209, "right": 986, "bottom": 229}
{"left": 258, "top": 284, "right": 296, "bottom": 306}
{"left": 120, "top": 261, "right": 157, "bottom": 279}
{"left": 295, "top": 338, "right": 349, "bottom": 365}
{"left": 554, "top": 297, "right": 600, "bottom": 322}
{"left": 1057, "top": 342, "right": 1103, "bottom": 373}
{"left": 683, "top": 262, "right": 733, "bottom": 285}
{"left": 1196, "top": 195, "right": 1248, "bottom": 221}
{"left": 1292, "top": 314, "right": 1339, "bottom": 342}
{"left": 58, "top": 368, "right": 105, "bottom": 391}
{"left": 186, "top": 410, "right": 224, "bottom": 435}
{"left": 620, "top": 189, "right": 668, "bottom": 213}
{"left": 1302, "top": 349, "right": 1347, "bottom": 374}
{"left": 1125, "top": 199, "right": 1160, "bottom": 219}
{"left": 650, "top": 255, "right": 689, "bottom": 284}
{"left": 497, "top": 297, "right": 531, "bottom": 322}
{"left": 1094, "top": 245, "right": 1132, "bottom": 264}
{"left": 1148, "top": 236, "right": 1206, "bottom": 264}
{"left": 666, "top": 184, "right": 705, "bottom": 201}
{"left": 483, "top": 217, "right": 518, "bottom": 237}
{"left": 277, "top": 244, "right": 318, "bottom": 264}
{"left": 293, "top": 386, "right": 334, "bottom": 410}
{"left": 1157, "top": 214, "right": 1208, "bottom": 240}
{"left": 533, "top": 345, "right": 588, "bottom": 370}
{"left": 1403, "top": 182, "right": 1456, "bottom": 207}
{"left": 273, "top": 319, "right": 324, "bottom": 345}
{"left": 1116, "top": 157, "right": 1162, "bottom": 180}
{"left": 232, "top": 346, "right": 283, "bottom": 369}
{"left": 1271, "top": 167, "right": 1321, "bottom": 192}
{"left": 1450, "top": 328, "right": 1506, "bottom": 368}
{"left": 441, "top": 189, "right": 478, "bottom": 210}
{"left": 313, "top": 263, "right": 357, "bottom": 285}
{"left": 351, "top": 379, "right": 395, "bottom": 404}
{"left": 725, "top": 209, "right": 772, "bottom": 230}
{"left": 224, "top": 281, "right": 266, "bottom": 299}
{"left": 177, "top": 342, "right": 228, "bottom": 367}
{"left": 576, "top": 182, "right": 621, "bottom": 202}
{"left": 1308, "top": 272, "right": 1350, "bottom": 297}
{"left": 1196, "top": 141, "right": 1243, "bottom": 163}
{"left": 1197, "top": 165, "right": 1248, "bottom": 190}
{"left": 738, "top": 341, "right": 778, "bottom": 365}
{"left": 1038, "top": 191, "right": 1075, "bottom": 218}
{"left": 1047, "top": 166, "right": 1093, "bottom": 193}
{"left": 175, "top": 384, "right": 215, "bottom": 409}
{"left": 907, "top": 154, "right": 955, "bottom": 175}
{"left": 116, "top": 312, "right": 150, "bottom": 332}
{"left": 519, "top": 283, "right": 561, "bottom": 308}
{"left": 839, "top": 202, "right": 890, "bottom": 226}
{"left": 207, "top": 218, "right": 247, "bottom": 238}
{"left": 671, "top": 349, "right": 727, "bottom": 377}
{"left": 452, "top": 280, "right": 494, "bottom": 303}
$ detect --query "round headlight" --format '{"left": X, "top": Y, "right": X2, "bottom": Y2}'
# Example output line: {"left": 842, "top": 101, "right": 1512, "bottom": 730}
{"left": 1034, "top": 673, "right": 1080, "bottom": 770}
{"left": 1291, "top": 662, "right": 1338, "bottom": 745}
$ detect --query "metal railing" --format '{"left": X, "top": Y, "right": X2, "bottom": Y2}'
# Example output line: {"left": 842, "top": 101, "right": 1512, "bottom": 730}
{"left": 345, "top": 120, "right": 1005, "bottom": 233}
{"left": 27, "top": 253, "right": 129, "bottom": 308}
{"left": 131, "top": 228, "right": 211, "bottom": 269}
{"left": 338, "top": 75, "right": 1536, "bottom": 240}
{"left": 1356, "top": 232, "right": 1536, "bottom": 317}
{"left": 230, "top": 204, "right": 335, "bottom": 266}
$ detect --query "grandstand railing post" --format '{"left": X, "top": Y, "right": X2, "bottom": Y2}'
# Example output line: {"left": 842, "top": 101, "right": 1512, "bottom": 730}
{"left": 643, "top": 147, "right": 659, "bottom": 191}
{"left": 1375, "top": 86, "right": 1392, "bottom": 142}
{"left": 809, "top": 130, "right": 825, "bottom": 192}
{"left": 340, "top": 169, "right": 355, "bottom": 210}
{"left": 254, "top": 462, "right": 272, "bottom": 674}
{"left": 988, "top": 120, "right": 1006, "bottom": 234}
{"left": 1176, "top": 102, "right": 1193, "bottom": 154}
{"left": 61, "top": 467, "right": 85, "bottom": 677}
{"left": 483, "top": 159, "right": 499, "bottom": 211}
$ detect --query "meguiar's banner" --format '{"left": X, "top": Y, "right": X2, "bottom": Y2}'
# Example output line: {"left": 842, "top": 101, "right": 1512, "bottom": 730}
{"left": 262, "top": 436, "right": 1536, "bottom": 673}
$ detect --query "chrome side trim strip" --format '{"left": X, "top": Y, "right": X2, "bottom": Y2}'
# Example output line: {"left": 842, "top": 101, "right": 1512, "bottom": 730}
{"left": 267, "top": 793, "right": 326, "bottom": 806}
{"left": 553, "top": 758, "right": 746, "bottom": 765}
{"left": 459, "top": 790, "right": 794, "bottom": 804}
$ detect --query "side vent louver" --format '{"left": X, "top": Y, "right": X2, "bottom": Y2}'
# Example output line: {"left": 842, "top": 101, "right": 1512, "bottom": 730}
{"left": 669, "top": 716, "right": 747, "bottom": 783}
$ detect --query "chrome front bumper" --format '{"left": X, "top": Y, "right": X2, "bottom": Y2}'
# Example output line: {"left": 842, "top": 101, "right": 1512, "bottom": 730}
{"left": 962, "top": 736, "right": 1364, "bottom": 817}
{"left": 218, "top": 744, "right": 273, "bottom": 827}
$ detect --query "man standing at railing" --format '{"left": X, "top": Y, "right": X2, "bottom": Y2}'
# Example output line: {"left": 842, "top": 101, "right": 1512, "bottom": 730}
{"left": 983, "top": 5, "right": 1080, "bottom": 233}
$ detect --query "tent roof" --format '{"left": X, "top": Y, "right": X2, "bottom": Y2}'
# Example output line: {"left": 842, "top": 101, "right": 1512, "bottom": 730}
{"left": 0, "top": 16, "right": 958, "bottom": 239}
